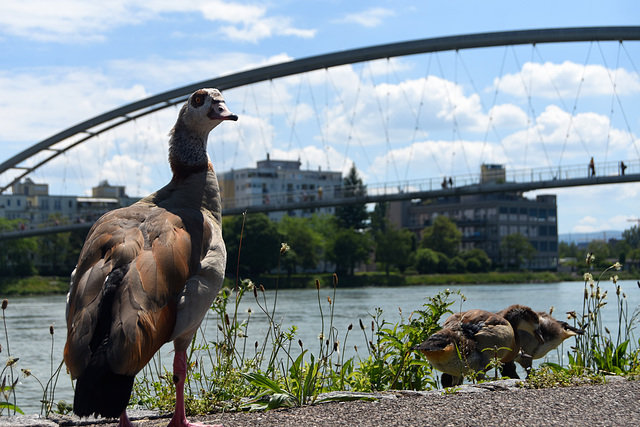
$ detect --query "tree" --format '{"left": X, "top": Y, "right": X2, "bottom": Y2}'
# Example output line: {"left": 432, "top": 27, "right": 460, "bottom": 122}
{"left": 373, "top": 218, "right": 415, "bottom": 275}
{"left": 420, "top": 216, "right": 461, "bottom": 258}
{"left": 500, "top": 233, "right": 536, "bottom": 270}
{"left": 223, "top": 213, "right": 281, "bottom": 277}
{"left": 460, "top": 248, "right": 492, "bottom": 273}
{"left": 587, "top": 240, "right": 611, "bottom": 268}
{"left": 326, "top": 228, "right": 371, "bottom": 276}
{"left": 335, "top": 163, "right": 368, "bottom": 230}
{"left": 0, "top": 218, "right": 38, "bottom": 277}
{"left": 278, "top": 215, "right": 323, "bottom": 274}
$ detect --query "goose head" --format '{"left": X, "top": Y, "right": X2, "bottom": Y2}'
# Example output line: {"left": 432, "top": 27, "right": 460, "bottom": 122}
{"left": 180, "top": 88, "right": 238, "bottom": 133}
{"left": 500, "top": 304, "right": 544, "bottom": 344}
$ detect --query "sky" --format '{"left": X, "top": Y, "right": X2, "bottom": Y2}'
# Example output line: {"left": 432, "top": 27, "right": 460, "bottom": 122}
{"left": 0, "top": 0, "right": 639, "bottom": 237}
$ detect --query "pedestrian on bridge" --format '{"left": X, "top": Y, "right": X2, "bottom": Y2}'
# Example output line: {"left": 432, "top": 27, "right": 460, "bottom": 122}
{"left": 589, "top": 157, "right": 596, "bottom": 177}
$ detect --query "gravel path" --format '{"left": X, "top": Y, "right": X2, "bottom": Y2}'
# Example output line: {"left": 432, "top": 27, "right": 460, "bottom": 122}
{"left": 5, "top": 377, "right": 640, "bottom": 426}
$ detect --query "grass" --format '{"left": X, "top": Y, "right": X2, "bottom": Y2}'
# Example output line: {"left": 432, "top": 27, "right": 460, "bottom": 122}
{"left": 0, "top": 249, "right": 638, "bottom": 418}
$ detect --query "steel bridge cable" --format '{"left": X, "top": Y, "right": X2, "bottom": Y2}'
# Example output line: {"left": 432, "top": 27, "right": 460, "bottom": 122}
{"left": 394, "top": 53, "right": 439, "bottom": 181}
{"left": 304, "top": 70, "right": 329, "bottom": 171}
{"left": 512, "top": 45, "right": 553, "bottom": 171}
{"left": 367, "top": 60, "right": 400, "bottom": 184}
{"left": 555, "top": 42, "right": 593, "bottom": 170}
{"left": 480, "top": 46, "right": 512, "bottom": 170}
{"left": 598, "top": 41, "right": 640, "bottom": 161}
{"left": 620, "top": 42, "right": 640, "bottom": 160}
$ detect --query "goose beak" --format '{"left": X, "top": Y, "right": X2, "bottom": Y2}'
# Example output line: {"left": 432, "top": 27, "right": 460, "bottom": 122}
{"left": 208, "top": 102, "right": 238, "bottom": 121}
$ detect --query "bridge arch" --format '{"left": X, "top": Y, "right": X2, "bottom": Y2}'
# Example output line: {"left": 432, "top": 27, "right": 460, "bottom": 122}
{"left": 1, "top": 26, "right": 639, "bottom": 194}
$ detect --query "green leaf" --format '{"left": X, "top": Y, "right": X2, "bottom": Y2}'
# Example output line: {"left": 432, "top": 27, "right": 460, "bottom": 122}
{"left": 0, "top": 401, "right": 25, "bottom": 414}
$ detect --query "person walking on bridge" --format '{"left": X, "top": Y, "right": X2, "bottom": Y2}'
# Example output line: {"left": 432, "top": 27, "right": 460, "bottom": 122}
{"left": 589, "top": 157, "right": 596, "bottom": 177}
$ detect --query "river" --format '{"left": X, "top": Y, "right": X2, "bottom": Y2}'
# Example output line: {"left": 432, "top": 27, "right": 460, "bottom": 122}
{"left": 1, "top": 279, "right": 639, "bottom": 415}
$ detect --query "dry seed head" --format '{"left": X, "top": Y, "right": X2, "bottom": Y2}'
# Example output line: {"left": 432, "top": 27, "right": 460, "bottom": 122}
{"left": 1, "top": 300, "right": 7, "bottom": 310}
{"left": 359, "top": 319, "right": 365, "bottom": 330}
{"left": 315, "top": 279, "right": 320, "bottom": 290}
{"left": 50, "top": 325, "right": 54, "bottom": 335}
{"left": 298, "top": 339, "right": 303, "bottom": 348}
{"left": 348, "top": 323, "right": 353, "bottom": 331}
{"left": 327, "top": 296, "right": 332, "bottom": 305}
{"left": 333, "top": 273, "right": 338, "bottom": 286}
{"left": 255, "top": 341, "right": 259, "bottom": 349}
{"left": 371, "top": 321, "right": 375, "bottom": 331}
{"left": 280, "top": 242, "right": 290, "bottom": 255}
{"left": 260, "top": 284, "right": 265, "bottom": 292}
{"left": 225, "top": 313, "right": 230, "bottom": 325}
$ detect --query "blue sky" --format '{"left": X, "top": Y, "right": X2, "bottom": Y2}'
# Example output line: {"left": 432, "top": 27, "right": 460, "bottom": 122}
{"left": 0, "top": 0, "right": 639, "bottom": 237}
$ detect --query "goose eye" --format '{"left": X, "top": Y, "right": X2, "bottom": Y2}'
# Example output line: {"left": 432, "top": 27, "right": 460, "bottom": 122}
{"left": 191, "top": 94, "right": 206, "bottom": 108}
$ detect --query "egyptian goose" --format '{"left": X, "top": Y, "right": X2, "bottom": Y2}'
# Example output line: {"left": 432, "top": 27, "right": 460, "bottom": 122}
{"left": 64, "top": 88, "right": 237, "bottom": 427}
{"left": 502, "top": 311, "right": 584, "bottom": 377}
{"left": 413, "top": 305, "right": 543, "bottom": 387}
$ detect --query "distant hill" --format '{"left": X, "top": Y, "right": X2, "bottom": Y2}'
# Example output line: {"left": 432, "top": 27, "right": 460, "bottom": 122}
{"left": 559, "top": 230, "right": 624, "bottom": 244}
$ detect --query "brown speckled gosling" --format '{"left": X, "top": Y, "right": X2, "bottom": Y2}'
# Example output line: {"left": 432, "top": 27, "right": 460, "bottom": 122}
{"left": 501, "top": 310, "right": 584, "bottom": 378}
{"left": 413, "top": 305, "right": 543, "bottom": 388}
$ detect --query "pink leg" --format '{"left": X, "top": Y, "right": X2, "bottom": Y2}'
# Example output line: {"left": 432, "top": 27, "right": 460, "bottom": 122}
{"left": 167, "top": 350, "right": 223, "bottom": 427}
{"left": 118, "top": 411, "right": 134, "bottom": 427}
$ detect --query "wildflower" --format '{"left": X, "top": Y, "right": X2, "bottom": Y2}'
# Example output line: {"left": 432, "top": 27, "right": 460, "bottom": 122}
{"left": 246, "top": 307, "right": 253, "bottom": 315}
{"left": 318, "top": 333, "right": 326, "bottom": 341}
{"left": 6, "top": 357, "right": 18, "bottom": 367}
{"left": 585, "top": 252, "right": 595, "bottom": 265}
{"left": 327, "top": 296, "right": 332, "bottom": 306}
{"left": 583, "top": 272, "right": 593, "bottom": 282}
{"left": 549, "top": 306, "right": 555, "bottom": 315}
{"left": 334, "top": 341, "right": 339, "bottom": 352}
{"left": 237, "top": 331, "right": 247, "bottom": 338}
{"left": 613, "top": 261, "right": 622, "bottom": 270}
{"left": 280, "top": 242, "right": 290, "bottom": 255}
{"left": 611, "top": 275, "right": 619, "bottom": 285}
{"left": 21, "top": 368, "right": 31, "bottom": 377}
{"left": 566, "top": 311, "right": 577, "bottom": 319}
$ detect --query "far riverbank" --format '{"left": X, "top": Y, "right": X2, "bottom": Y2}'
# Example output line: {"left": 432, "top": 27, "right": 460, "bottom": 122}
{"left": 2, "top": 269, "right": 630, "bottom": 296}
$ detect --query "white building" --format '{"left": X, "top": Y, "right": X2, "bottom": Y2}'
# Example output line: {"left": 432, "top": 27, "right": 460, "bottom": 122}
{"left": 219, "top": 155, "right": 343, "bottom": 221}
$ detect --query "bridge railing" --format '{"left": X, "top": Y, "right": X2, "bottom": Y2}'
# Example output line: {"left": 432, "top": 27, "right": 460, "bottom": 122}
{"left": 1, "top": 159, "right": 638, "bottom": 238}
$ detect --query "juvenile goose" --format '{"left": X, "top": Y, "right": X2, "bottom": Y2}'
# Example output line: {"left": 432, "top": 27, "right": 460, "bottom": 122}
{"left": 413, "top": 305, "right": 543, "bottom": 387}
{"left": 64, "top": 88, "right": 237, "bottom": 427}
{"left": 502, "top": 310, "right": 585, "bottom": 377}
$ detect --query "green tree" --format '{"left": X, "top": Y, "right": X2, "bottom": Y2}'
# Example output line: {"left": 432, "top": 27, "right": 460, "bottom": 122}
{"left": 335, "top": 163, "right": 368, "bottom": 230}
{"left": 37, "top": 213, "right": 75, "bottom": 275}
{"left": 326, "top": 228, "right": 371, "bottom": 276}
{"left": 0, "top": 218, "right": 38, "bottom": 277}
{"left": 420, "top": 216, "right": 461, "bottom": 258}
{"left": 460, "top": 248, "right": 492, "bottom": 273}
{"left": 278, "top": 215, "right": 322, "bottom": 274}
{"left": 373, "top": 219, "right": 415, "bottom": 275}
{"left": 415, "top": 248, "right": 441, "bottom": 274}
{"left": 622, "top": 225, "right": 640, "bottom": 249}
{"left": 587, "top": 240, "right": 611, "bottom": 268}
{"left": 223, "top": 213, "right": 281, "bottom": 278}
{"left": 500, "top": 233, "right": 536, "bottom": 270}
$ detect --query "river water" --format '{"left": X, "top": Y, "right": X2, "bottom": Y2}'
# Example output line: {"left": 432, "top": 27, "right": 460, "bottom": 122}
{"left": 1, "top": 279, "right": 639, "bottom": 415}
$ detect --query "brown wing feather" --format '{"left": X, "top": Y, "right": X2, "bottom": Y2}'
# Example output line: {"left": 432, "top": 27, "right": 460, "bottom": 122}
{"left": 64, "top": 204, "right": 209, "bottom": 378}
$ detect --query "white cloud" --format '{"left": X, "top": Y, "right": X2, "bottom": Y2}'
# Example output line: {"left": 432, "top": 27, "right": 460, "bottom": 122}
{"left": 495, "top": 61, "right": 640, "bottom": 99}
{"left": 0, "top": 0, "right": 315, "bottom": 43}
{"left": 335, "top": 7, "right": 394, "bottom": 28}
